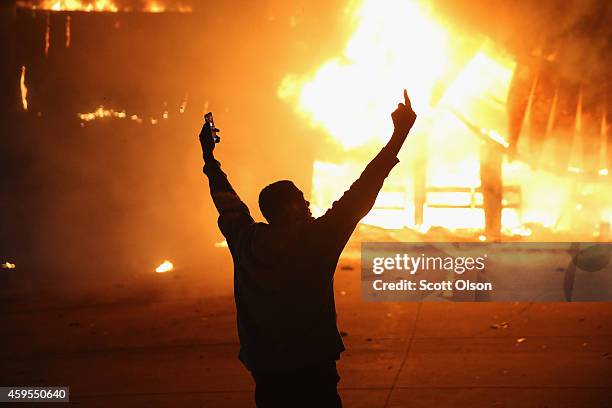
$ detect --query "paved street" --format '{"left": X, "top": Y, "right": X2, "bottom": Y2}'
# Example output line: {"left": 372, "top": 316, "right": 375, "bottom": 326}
{"left": 2, "top": 250, "right": 611, "bottom": 407}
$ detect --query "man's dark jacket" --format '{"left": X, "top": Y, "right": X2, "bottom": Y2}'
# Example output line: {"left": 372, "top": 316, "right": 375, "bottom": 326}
{"left": 204, "top": 147, "right": 399, "bottom": 372}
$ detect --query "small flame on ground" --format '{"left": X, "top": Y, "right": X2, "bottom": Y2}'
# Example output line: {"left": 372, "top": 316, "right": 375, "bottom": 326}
{"left": 2, "top": 262, "right": 16, "bottom": 269}
{"left": 155, "top": 260, "right": 174, "bottom": 273}
{"left": 20, "top": 66, "right": 28, "bottom": 111}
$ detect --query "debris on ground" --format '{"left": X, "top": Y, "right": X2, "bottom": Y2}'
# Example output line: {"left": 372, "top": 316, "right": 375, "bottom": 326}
{"left": 490, "top": 321, "right": 510, "bottom": 329}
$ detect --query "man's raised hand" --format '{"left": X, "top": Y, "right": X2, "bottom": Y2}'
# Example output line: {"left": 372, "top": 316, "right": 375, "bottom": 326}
{"left": 391, "top": 89, "right": 417, "bottom": 139}
{"left": 199, "top": 121, "right": 215, "bottom": 161}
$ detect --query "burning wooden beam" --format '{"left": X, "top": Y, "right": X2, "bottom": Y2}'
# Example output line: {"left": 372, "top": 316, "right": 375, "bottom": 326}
{"left": 65, "top": 14, "right": 70, "bottom": 47}
{"left": 44, "top": 12, "right": 50, "bottom": 55}
{"left": 19, "top": 65, "right": 28, "bottom": 110}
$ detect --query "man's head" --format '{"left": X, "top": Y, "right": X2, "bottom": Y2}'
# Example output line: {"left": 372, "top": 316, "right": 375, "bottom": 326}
{"left": 259, "top": 180, "right": 312, "bottom": 225}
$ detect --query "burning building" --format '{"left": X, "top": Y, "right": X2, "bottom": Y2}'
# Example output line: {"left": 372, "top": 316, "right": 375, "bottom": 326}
{"left": 280, "top": 0, "right": 612, "bottom": 240}
{"left": 1, "top": 0, "right": 611, "bottom": 276}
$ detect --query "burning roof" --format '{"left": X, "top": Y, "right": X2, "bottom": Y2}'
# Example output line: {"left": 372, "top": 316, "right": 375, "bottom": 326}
{"left": 16, "top": 0, "right": 192, "bottom": 13}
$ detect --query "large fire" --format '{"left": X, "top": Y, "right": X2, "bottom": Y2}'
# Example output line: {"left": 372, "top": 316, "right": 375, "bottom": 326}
{"left": 280, "top": 0, "right": 611, "bottom": 236}
{"left": 279, "top": 0, "right": 451, "bottom": 148}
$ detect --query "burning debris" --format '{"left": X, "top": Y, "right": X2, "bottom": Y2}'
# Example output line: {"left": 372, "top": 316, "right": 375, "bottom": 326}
{"left": 19, "top": 66, "right": 28, "bottom": 111}
{"left": 2, "top": 262, "right": 17, "bottom": 269}
{"left": 155, "top": 260, "right": 173, "bottom": 273}
{"left": 76, "top": 105, "right": 186, "bottom": 126}
{"left": 78, "top": 106, "right": 135, "bottom": 122}
{"left": 75, "top": 103, "right": 185, "bottom": 125}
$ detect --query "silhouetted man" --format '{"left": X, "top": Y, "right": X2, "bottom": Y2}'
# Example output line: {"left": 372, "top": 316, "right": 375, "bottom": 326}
{"left": 199, "top": 90, "right": 416, "bottom": 407}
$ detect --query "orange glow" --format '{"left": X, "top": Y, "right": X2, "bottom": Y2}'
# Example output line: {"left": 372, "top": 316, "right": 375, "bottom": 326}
{"left": 155, "top": 260, "right": 174, "bottom": 273}
{"left": 2, "top": 262, "right": 16, "bottom": 269}
{"left": 20, "top": 66, "right": 28, "bottom": 111}
{"left": 144, "top": 1, "right": 164, "bottom": 13}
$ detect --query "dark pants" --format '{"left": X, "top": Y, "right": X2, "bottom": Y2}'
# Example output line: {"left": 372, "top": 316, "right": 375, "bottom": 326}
{"left": 251, "top": 360, "right": 342, "bottom": 408}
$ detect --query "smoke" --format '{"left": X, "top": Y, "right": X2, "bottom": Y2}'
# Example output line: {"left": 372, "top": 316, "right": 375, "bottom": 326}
{"left": 434, "top": 0, "right": 612, "bottom": 83}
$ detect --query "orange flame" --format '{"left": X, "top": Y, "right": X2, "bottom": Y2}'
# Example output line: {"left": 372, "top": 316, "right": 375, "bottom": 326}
{"left": 279, "top": 0, "right": 451, "bottom": 148}
{"left": 20, "top": 66, "right": 28, "bottom": 111}
{"left": 279, "top": 0, "right": 593, "bottom": 234}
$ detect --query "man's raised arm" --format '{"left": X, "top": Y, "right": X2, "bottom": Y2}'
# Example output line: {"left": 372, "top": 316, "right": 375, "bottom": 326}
{"left": 318, "top": 90, "right": 417, "bottom": 232}
{"left": 199, "top": 122, "right": 254, "bottom": 241}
